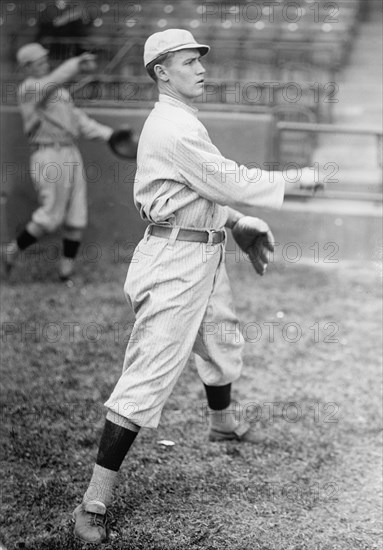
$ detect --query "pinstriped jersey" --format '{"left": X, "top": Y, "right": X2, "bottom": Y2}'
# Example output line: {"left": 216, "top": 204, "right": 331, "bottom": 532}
{"left": 17, "top": 58, "right": 112, "bottom": 144}
{"left": 134, "top": 94, "right": 285, "bottom": 230}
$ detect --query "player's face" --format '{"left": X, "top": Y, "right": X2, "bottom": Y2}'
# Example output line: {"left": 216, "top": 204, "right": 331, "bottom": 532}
{"left": 163, "top": 49, "right": 206, "bottom": 102}
{"left": 28, "top": 55, "right": 50, "bottom": 77}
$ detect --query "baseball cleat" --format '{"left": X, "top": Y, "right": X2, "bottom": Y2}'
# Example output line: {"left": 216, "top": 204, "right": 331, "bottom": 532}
{"left": 58, "top": 257, "right": 75, "bottom": 281}
{"left": 72, "top": 500, "right": 108, "bottom": 544}
{"left": 208, "top": 420, "right": 265, "bottom": 444}
{"left": 2, "top": 241, "right": 19, "bottom": 276}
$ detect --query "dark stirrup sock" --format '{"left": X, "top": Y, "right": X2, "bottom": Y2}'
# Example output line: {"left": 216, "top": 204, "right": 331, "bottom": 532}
{"left": 16, "top": 229, "right": 37, "bottom": 251}
{"left": 96, "top": 419, "right": 139, "bottom": 472}
{"left": 84, "top": 418, "right": 140, "bottom": 505}
{"left": 204, "top": 383, "right": 232, "bottom": 411}
{"left": 62, "top": 238, "right": 80, "bottom": 259}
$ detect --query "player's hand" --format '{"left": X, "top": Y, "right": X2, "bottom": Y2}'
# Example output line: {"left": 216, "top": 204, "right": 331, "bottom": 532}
{"left": 78, "top": 52, "right": 97, "bottom": 72}
{"left": 284, "top": 166, "right": 325, "bottom": 194}
{"left": 232, "top": 216, "right": 274, "bottom": 276}
{"left": 298, "top": 166, "right": 325, "bottom": 193}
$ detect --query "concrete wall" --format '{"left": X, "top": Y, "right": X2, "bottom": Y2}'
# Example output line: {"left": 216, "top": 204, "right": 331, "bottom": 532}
{"left": 1, "top": 106, "right": 381, "bottom": 264}
{"left": 0, "top": 106, "right": 273, "bottom": 243}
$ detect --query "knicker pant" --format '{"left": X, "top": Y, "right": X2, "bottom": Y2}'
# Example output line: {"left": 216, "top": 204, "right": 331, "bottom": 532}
{"left": 29, "top": 145, "right": 87, "bottom": 233}
{"left": 104, "top": 231, "right": 244, "bottom": 428}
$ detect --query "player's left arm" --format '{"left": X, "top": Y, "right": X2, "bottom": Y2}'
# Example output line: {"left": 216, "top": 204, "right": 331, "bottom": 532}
{"left": 73, "top": 107, "right": 113, "bottom": 141}
{"left": 225, "top": 207, "right": 243, "bottom": 229}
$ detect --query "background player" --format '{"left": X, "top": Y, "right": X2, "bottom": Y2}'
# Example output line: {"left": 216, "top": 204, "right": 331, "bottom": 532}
{"left": 72, "top": 29, "right": 321, "bottom": 544}
{"left": 3, "top": 43, "right": 113, "bottom": 280}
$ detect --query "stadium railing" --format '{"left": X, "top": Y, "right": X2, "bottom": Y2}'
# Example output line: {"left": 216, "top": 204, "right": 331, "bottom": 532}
{"left": 275, "top": 121, "right": 383, "bottom": 201}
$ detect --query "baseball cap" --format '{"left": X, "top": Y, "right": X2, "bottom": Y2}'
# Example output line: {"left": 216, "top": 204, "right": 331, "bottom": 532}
{"left": 144, "top": 29, "right": 210, "bottom": 67}
{"left": 16, "top": 43, "right": 49, "bottom": 66}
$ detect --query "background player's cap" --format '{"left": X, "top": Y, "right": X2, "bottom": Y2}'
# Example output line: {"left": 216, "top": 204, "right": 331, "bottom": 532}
{"left": 144, "top": 29, "right": 210, "bottom": 67}
{"left": 16, "top": 43, "right": 49, "bottom": 66}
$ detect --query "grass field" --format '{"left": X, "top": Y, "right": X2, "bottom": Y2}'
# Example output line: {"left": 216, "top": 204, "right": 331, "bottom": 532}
{"left": 1, "top": 244, "right": 382, "bottom": 550}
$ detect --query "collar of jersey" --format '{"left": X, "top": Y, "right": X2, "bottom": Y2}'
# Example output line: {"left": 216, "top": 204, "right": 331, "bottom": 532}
{"left": 158, "top": 94, "right": 199, "bottom": 117}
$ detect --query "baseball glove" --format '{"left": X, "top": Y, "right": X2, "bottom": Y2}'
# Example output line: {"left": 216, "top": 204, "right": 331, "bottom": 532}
{"left": 232, "top": 216, "right": 275, "bottom": 276}
{"left": 108, "top": 127, "right": 138, "bottom": 160}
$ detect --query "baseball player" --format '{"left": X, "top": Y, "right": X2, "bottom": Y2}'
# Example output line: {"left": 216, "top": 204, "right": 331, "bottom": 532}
{"left": 72, "top": 29, "right": 320, "bottom": 544}
{"left": 3, "top": 43, "right": 113, "bottom": 280}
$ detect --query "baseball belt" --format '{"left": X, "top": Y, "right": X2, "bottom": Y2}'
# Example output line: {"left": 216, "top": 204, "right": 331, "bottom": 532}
{"left": 149, "top": 225, "right": 226, "bottom": 244}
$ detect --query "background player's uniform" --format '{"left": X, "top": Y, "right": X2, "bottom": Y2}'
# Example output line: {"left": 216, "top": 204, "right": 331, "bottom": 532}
{"left": 104, "top": 94, "right": 286, "bottom": 428}
{"left": 18, "top": 58, "right": 112, "bottom": 236}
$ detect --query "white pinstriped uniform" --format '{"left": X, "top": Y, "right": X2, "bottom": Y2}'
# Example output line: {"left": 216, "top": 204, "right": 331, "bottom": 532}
{"left": 18, "top": 62, "right": 112, "bottom": 233}
{"left": 104, "top": 94, "right": 285, "bottom": 428}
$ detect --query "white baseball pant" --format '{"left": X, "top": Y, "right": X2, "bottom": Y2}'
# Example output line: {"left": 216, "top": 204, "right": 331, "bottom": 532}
{"left": 29, "top": 145, "right": 87, "bottom": 234}
{"left": 104, "top": 229, "right": 244, "bottom": 428}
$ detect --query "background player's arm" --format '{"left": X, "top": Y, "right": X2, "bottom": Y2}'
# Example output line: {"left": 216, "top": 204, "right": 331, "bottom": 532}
{"left": 20, "top": 53, "right": 95, "bottom": 108}
{"left": 73, "top": 107, "right": 113, "bottom": 141}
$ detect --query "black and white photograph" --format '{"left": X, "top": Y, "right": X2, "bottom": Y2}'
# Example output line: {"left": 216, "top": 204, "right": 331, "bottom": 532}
{"left": 0, "top": 1, "right": 382, "bottom": 548}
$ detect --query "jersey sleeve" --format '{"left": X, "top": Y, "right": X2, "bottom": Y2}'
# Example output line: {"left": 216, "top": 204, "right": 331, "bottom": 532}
{"left": 72, "top": 108, "right": 113, "bottom": 141}
{"left": 174, "top": 130, "right": 285, "bottom": 213}
{"left": 17, "top": 83, "right": 41, "bottom": 136}
{"left": 18, "top": 58, "right": 81, "bottom": 108}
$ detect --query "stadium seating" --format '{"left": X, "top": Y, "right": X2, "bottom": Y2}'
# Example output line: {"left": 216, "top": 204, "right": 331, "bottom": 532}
{"left": 3, "top": 0, "right": 382, "bottom": 204}
{"left": 2, "top": 0, "right": 361, "bottom": 73}
{"left": 0, "top": 1, "right": 362, "bottom": 127}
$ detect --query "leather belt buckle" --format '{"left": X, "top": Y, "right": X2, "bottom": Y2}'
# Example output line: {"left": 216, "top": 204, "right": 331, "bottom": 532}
{"left": 206, "top": 229, "right": 216, "bottom": 244}
{"left": 206, "top": 229, "right": 224, "bottom": 245}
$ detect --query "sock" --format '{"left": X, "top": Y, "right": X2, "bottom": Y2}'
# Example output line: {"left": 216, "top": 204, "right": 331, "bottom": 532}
{"left": 97, "top": 418, "right": 139, "bottom": 471}
{"left": 16, "top": 229, "right": 37, "bottom": 251}
{"left": 83, "top": 416, "right": 140, "bottom": 506}
{"left": 84, "top": 464, "right": 119, "bottom": 506}
{"left": 204, "top": 384, "right": 240, "bottom": 433}
{"left": 204, "top": 383, "right": 231, "bottom": 410}
{"left": 62, "top": 239, "right": 80, "bottom": 259}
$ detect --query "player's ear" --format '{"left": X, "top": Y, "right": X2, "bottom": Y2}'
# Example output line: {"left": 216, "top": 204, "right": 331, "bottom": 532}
{"left": 24, "top": 62, "right": 33, "bottom": 75}
{"left": 154, "top": 63, "right": 169, "bottom": 82}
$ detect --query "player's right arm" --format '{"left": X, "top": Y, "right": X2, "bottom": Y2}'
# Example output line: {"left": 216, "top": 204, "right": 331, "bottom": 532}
{"left": 175, "top": 131, "right": 284, "bottom": 213}
{"left": 175, "top": 131, "right": 320, "bottom": 214}
{"left": 18, "top": 53, "right": 95, "bottom": 108}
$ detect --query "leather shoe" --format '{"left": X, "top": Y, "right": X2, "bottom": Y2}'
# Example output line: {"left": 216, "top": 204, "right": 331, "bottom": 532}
{"left": 73, "top": 500, "right": 108, "bottom": 544}
{"left": 208, "top": 420, "right": 265, "bottom": 444}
